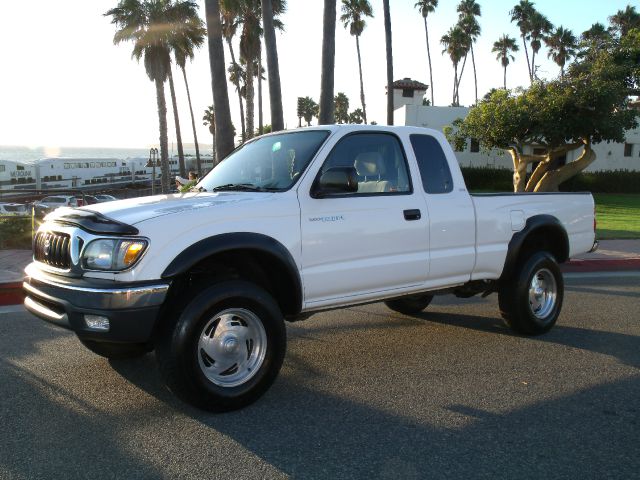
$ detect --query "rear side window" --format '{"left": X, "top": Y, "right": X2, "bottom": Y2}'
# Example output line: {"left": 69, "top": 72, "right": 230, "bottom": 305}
{"left": 410, "top": 134, "right": 453, "bottom": 194}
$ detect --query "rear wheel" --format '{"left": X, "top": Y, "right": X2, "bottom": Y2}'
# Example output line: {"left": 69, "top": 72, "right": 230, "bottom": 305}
{"left": 79, "top": 338, "right": 150, "bottom": 359}
{"left": 499, "top": 251, "right": 564, "bottom": 335}
{"left": 385, "top": 294, "right": 434, "bottom": 315}
{"left": 156, "top": 280, "right": 286, "bottom": 412}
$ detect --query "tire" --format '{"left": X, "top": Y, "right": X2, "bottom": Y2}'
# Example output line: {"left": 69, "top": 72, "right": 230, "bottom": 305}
{"left": 384, "top": 294, "right": 434, "bottom": 315}
{"left": 79, "top": 338, "right": 150, "bottom": 359}
{"left": 498, "top": 251, "right": 564, "bottom": 335}
{"left": 155, "top": 280, "right": 286, "bottom": 412}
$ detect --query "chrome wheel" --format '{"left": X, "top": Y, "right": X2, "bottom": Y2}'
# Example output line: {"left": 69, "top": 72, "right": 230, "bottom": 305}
{"left": 197, "top": 308, "right": 267, "bottom": 388}
{"left": 528, "top": 268, "right": 557, "bottom": 319}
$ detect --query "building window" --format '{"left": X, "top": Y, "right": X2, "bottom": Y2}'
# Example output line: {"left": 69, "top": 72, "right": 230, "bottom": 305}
{"left": 17, "top": 165, "right": 24, "bottom": 170}
{"left": 470, "top": 139, "right": 480, "bottom": 153}
{"left": 402, "top": 88, "right": 413, "bottom": 98}
{"left": 0, "top": 165, "right": 5, "bottom": 173}
{"left": 624, "top": 143, "right": 633, "bottom": 157}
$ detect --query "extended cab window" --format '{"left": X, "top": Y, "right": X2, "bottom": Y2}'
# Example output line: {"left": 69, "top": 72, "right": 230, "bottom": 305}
{"left": 410, "top": 134, "right": 453, "bottom": 194}
{"left": 319, "top": 133, "right": 411, "bottom": 194}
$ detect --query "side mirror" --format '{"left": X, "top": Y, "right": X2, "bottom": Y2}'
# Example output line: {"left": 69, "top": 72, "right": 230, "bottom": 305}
{"left": 313, "top": 166, "right": 358, "bottom": 198}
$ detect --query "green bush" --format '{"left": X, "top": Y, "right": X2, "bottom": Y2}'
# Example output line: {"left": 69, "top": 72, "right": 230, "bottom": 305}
{"left": 0, "top": 217, "right": 33, "bottom": 249}
{"left": 460, "top": 167, "right": 513, "bottom": 192}
{"left": 461, "top": 167, "right": 640, "bottom": 194}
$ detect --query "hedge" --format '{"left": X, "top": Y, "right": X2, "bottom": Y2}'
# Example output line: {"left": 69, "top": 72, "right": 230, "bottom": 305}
{"left": 0, "top": 217, "right": 33, "bottom": 249}
{"left": 461, "top": 167, "right": 640, "bottom": 193}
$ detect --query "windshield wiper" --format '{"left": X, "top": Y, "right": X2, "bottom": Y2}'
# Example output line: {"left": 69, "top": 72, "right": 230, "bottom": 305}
{"left": 212, "top": 183, "right": 262, "bottom": 192}
{"left": 212, "top": 183, "right": 277, "bottom": 192}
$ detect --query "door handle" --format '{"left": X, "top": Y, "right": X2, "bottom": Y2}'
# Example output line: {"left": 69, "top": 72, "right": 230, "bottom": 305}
{"left": 403, "top": 209, "right": 421, "bottom": 221}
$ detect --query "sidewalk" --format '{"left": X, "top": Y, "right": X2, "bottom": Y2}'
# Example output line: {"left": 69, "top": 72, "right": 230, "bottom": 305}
{"left": 1, "top": 240, "right": 639, "bottom": 306}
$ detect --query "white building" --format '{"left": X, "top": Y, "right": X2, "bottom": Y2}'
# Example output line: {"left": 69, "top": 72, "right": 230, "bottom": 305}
{"left": 391, "top": 79, "right": 640, "bottom": 172}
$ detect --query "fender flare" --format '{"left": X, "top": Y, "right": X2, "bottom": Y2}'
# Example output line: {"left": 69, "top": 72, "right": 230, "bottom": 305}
{"left": 501, "top": 214, "right": 569, "bottom": 281}
{"left": 161, "top": 232, "right": 302, "bottom": 313}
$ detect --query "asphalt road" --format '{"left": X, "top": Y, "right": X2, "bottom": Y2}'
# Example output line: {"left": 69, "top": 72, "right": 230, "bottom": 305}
{"left": 1, "top": 273, "right": 639, "bottom": 480}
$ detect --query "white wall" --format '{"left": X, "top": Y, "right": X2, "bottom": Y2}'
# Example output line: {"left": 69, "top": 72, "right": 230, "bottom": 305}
{"left": 397, "top": 105, "right": 640, "bottom": 172}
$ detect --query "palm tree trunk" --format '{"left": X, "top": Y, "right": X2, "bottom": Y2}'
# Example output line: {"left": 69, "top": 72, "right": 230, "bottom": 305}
{"left": 383, "top": 0, "right": 393, "bottom": 125}
{"left": 227, "top": 39, "right": 246, "bottom": 142}
{"left": 423, "top": 17, "right": 434, "bottom": 106}
{"left": 167, "top": 67, "right": 186, "bottom": 178}
{"left": 245, "top": 60, "right": 255, "bottom": 139}
{"left": 319, "top": 0, "right": 336, "bottom": 124}
{"left": 355, "top": 35, "right": 367, "bottom": 124}
{"left": 453, "top": 63, "right": 458, "bottom": 105}
{"left": 456, "top": 54, "right": 468, "bottom": 105}
{"left": 258, "top": 50, "right": 264, "bottom": 135}
{"left": 470, "top": 44, "right": 477, "bottom": 104}
{"left": 261, "top": 0, "right": 285, "bottom": 131}
{"left": 521, "top": 34, "right": 532, "bottom": 81}
{"left": 530, "top": 49, "right": 536, "bottom": 81}
{"left": 181, "top": 66, "right": 202, "bottom": 177}
{"left": 504, "top": 64, "right": 507, "bottom": 89}
{"left": 204, "top": 0, "right": 235, "bottom": 161}
{"left": 154, "top": 76, "right": 170, "bottom": 194}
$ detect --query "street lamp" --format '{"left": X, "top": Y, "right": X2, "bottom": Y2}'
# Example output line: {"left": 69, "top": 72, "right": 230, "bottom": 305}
{"left": 146, "top": 147, "right": 159, "bottom": 194}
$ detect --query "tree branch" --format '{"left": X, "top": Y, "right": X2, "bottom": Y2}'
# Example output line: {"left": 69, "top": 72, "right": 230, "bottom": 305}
{"left": 535, "top": 141, "right": 596, "bottom": 192}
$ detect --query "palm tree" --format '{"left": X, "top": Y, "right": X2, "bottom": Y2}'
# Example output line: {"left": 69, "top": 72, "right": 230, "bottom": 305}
{"left": 319, "top": 0, "right": 337, "bottom": 124}
{"left": 383, "top": 0, "right": 393, "bottom": 124}
{"left": 441, "top": 25, "right": 468, "bottom": 105}
{"left": 202, "top": 105, "right": 216, "bottom": 162}
{"left": 172, "top": 16, "right": 206, "bottom": 177}
{"left": 204, "top": 0, "right": 235, "bottom": 161}
{"left": 528, "top": 11, "right": 552, "bottom": 81}
{"left": 544, "top": 26, "right": 577, "bottom": 78}
{"left": 106, "top": 0, "right": 197, "bottom": 193}
{"left": 456, "top": 0, "right": 481, "bottom": 104}
{"left": 222, "top": 0, "right": 285, "bottom": 140}
{"left": 510, "top": 0, "right": 535, "bottom": 81}
{"left": 340, "top": 0, "right": 374, "bottom": 124}
{"left": 261, "top": 0, "right": 285, "bottom": 131}
{"left": 221, "top": 6, "right": 246, "bottom": 142}
{"left": 299, "top": 97, "right": 319, "bottom": 126}
{"left": 492, "top": 34, "right": 519, "bottom": 89}
{"left": 580, "top": 22, "right": 611, "bottom": 54}
{"left": 609, "top": 5, "right": 640, "bottom": 37}
{"left": 414, "top": 0, "right": 438, "bottom": 107}
{"left": 334, "top": 92, "right": 350, "bottom": 123}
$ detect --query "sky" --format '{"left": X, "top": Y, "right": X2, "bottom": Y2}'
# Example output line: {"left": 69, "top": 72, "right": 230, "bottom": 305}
{"left": 0, "top": 0, "right": 634, "bottom": 150}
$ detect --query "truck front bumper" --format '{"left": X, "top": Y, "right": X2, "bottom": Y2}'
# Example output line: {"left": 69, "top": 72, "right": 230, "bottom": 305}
{"left": 23, "top": 262, "right": 170, "bottom": 343}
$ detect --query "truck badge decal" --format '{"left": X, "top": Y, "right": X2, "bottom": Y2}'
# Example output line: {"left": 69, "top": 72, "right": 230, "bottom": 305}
{"left": 309, "top": 215, "right": 345, "bottom": 223}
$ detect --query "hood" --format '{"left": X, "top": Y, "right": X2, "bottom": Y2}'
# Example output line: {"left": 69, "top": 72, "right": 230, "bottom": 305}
{"left": 49, "top": 192, "right": 276, "bottom": 227}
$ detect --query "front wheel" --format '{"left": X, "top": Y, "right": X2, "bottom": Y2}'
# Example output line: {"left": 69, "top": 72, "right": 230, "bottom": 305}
{"left": 499, "top": 252, "right": 564, "bottom": 335}
{"left": 156, "top": 281, "right": 286, "bottom": 412}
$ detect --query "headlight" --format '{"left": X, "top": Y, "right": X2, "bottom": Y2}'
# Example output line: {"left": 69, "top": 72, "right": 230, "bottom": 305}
{"left": 82, "top": 239, "right": 147, "bottom": 271}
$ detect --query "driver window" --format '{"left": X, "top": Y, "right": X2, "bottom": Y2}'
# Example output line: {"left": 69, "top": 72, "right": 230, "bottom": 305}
{"left": 319, "top": 133, "right": 411, "bottom": 194}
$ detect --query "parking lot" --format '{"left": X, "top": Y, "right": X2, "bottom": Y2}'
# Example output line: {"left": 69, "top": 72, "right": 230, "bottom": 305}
{"left": 1, "top": 273, "right": 638, "bottom": 479}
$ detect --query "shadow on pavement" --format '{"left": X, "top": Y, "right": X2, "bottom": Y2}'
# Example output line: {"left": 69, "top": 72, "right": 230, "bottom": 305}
{"left": 0, "top": 314, "right": 162, "bottom": 479}
{"left": 109, "top": 351, "right": 640, "bottom": 479}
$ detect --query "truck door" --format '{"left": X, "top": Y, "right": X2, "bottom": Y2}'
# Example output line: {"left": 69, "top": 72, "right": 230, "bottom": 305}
{"left": 409, "top": 134, "right": 476, "bottom": 285}
{"left": 298, "top": 132, "right": 430, "bottom": 306}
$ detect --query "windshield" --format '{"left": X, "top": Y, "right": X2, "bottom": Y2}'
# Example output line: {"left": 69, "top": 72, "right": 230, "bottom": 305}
{"left": 197, "top": 130, "right": 330, "bottom": 192}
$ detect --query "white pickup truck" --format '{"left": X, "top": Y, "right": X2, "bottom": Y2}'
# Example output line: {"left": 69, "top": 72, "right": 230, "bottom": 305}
{"left": 23, "top": 125, "right": 597, "bottom": 411}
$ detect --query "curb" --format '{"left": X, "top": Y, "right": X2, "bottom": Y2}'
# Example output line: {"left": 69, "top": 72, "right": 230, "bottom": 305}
{"left": 561, "top": 258, "right": 640, "bottom": 273}
{"left": 0, "top": 282, "right": 24, "bottom": 307}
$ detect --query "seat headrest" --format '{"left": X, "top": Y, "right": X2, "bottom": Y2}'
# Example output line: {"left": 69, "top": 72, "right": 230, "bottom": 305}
{"left": 354, "top": 152, "right": 386, "bottom": 176}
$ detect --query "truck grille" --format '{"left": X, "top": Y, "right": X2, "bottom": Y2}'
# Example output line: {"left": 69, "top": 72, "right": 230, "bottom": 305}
{"left": 34, "top": 232, "right": 71, "bottom": 269}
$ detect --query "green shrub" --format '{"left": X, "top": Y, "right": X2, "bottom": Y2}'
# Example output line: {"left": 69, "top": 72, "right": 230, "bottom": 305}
{"left": 0, "top": 217, "right": 33, "bottom": 249}
{"left": 461, "top": 167, "right": 640, "bottom": 194}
